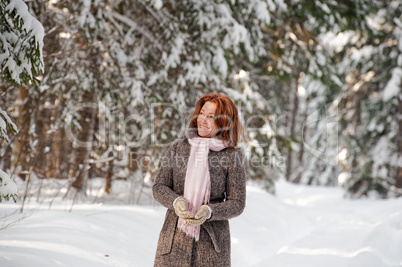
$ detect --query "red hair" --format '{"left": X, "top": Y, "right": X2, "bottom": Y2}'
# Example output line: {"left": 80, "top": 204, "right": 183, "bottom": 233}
{"left": 189, "top": 94, "right": 242, "bottom": 147}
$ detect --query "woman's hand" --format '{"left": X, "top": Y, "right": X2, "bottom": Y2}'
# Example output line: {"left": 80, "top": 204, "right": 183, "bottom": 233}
{"left": 173, "top": 197, "right": 195, "bottom": 218}
{"left": 183, "top": 205, "right": 211, "bottom": 226}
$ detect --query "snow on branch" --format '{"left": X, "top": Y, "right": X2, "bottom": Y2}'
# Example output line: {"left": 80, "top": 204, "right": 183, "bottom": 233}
{"left": 0, "top": 169, "right": 18, "bottom": 203}
{"left": 0, "top": 107, "right": 17, "bottom": 143}
{"left": 383, "top": 67, "right": 402, "bottom": 102}
{"left": 0, "top": 0, "right": 44, "bottom": 85}
{"left": 109, "top": 11, "right": 163, "bottom": 51}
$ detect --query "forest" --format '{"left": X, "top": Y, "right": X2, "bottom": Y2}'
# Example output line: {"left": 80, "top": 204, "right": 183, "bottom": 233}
{"left": 1, "top": 0, "right": 401, "bottom": 205}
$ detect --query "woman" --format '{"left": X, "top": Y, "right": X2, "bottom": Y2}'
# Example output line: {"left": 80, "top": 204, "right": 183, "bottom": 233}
{"left": 153, "top": 94, "right": 246, "bottom": 267}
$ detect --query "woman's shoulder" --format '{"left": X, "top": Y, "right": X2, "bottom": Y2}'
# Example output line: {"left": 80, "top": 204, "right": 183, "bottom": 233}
{"left": 175, "top": 136, "right": 190, "bottom": 146}
{"left": 219, "top": 146, "right": 245, "bottom": 170}
{"left": 224, "top": 145, "right": 243, "bottom": 152}
{"left": 168, "top": 137, "right": 190, "bottom": 150}
{"left": 161, "top": 137, "right": 188, "bottom": 155}
{"left": 221, "top": 146, "right": 244, "bottom": 159}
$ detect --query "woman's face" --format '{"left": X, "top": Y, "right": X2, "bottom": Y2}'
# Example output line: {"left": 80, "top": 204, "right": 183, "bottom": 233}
{"left": 197, "top": 101, "right": 219, "bottom": 138}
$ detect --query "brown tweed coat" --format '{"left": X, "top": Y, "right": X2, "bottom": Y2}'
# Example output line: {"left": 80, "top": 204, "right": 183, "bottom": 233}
{"left": 153, "top": 133, "right": 246, "bottom": 267}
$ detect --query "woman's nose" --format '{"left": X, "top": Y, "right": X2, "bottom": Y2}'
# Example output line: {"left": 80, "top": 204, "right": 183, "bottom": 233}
{"left": 199, "top": 114, "right": 207, "bottom": 122}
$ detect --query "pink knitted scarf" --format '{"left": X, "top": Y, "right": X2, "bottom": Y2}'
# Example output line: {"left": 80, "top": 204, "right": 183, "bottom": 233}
{"left": 177, "top": 137, "right": 227, "bottom": 241}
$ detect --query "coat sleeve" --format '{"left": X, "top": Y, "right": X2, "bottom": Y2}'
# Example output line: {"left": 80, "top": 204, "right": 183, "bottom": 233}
{"left": 152, "top": 140, "right": 180, "bottom": 210}
{"left": 207, "top": 149, "right": 246, "bottom": 221}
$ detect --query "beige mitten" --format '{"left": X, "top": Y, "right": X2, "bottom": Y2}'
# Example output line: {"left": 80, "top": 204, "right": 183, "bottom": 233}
{"left": 184, "top": 205, "right": 211, "bottom": 226}
{"left": 173, "top": 197, "right": 194, "bottom": 219}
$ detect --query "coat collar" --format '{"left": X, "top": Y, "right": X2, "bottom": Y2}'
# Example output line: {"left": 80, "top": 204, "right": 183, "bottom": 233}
{"left": 185, "top": 127, "right": 198, "bottom": 140}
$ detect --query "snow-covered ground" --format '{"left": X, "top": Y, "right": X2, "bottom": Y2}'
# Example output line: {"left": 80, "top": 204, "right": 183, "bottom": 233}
{"left": 1, "top": 179, "right": 402, "bottom": 267}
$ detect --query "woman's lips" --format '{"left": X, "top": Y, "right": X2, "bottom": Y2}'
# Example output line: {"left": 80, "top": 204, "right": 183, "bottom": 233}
{"left": 198, "top": 125, "right": 210, "bottom": 130}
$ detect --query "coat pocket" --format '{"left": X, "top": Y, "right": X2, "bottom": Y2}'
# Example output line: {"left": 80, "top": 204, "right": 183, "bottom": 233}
{"left": 157, "top": 210, "right": 178, "bottom": 255}
{"left": 202, "top": 222, "right": 221, "bottom": 253}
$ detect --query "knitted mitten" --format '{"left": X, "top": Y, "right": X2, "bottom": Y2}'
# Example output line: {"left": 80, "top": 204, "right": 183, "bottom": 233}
{"left": 183, "top": 205, "right": 211, "bottom": 226}
{"left": 173, "top": 197, "right": 195, "bottom": 219}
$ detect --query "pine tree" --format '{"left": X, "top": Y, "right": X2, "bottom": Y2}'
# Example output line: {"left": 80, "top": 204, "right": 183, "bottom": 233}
{"left": 0, "top": 0, "right": 44, "bottom": 202}
{"left": 340, "top": 0, "right": 402, "bottom": 197}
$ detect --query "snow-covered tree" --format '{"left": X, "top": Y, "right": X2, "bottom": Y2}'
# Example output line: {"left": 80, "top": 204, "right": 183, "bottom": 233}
{"left": 2, "top": 0, "right": 400, "bottom": 203}
{"left": 292, "top": 0, "right": 402, "bottom": 197}
{"left": 8, "top": 0, "right": 281, "bottom": 200}
{"left": 0, "top": 0, "right": 44, "bottom": 85}
{"left": 94, "top": 0, "right": 284, "bottom": 193}
{"left": 338, "top": 1, "right": 402, "bottom": 198}
{"left": 0, "top": 107, "right": 18, "bottom": 202}
{"left": 252, "top": 0, "right": 346, "bottom": 185}
{"left": 0, "top": 0, "right": 44, "bottom": 201}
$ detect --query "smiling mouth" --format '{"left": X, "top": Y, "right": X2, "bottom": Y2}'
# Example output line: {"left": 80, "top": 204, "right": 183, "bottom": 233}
{"left": 199, "top": 125, "right": 210, "bottom": 130}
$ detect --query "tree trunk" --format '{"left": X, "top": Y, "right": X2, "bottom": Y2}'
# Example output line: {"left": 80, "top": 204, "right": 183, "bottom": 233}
{"left": 396, "top": 91, "right": 402, "bottom": 189}
{"left": 286, "top": 79, "right": 299, "bottom": 182}
{"left": 293, "top": 96, "right": 309, "bottom": 184}
{"left": 104, "top": 152, "right": 114, "bottom": 194}
{"left": 32, "top": 98, "right": 47, "bottom": 178}
{"left": 47, "top": 128, "right": 62, "bottom": 178}
{"left": 47, "top": 96, "right": 65, "bottom": 178}
{"left": 69, "top": 89, "right": 98, "bottom": 192}
{"left": 11, "top": 87, "right": 30, "bottom": 180}
{"left": 68, "top": 42, "right": 102, "bottom": 193}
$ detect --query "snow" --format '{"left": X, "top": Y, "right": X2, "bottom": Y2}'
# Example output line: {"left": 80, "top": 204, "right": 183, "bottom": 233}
{"left": 0, "top": 169, "right": 18, "bottom": 200}
{"left": 382, "top": 67, "right": 402, "bottom": 102}
{"left": 315, "top": 1, "right": 331, "bottom": 14}
{"left": 273, "top": 0, "right": 287, "bottom": 12}
{"left": 251, "top": 0, "right": 271, "bottom": 24}
{"left": 165, "top": 34, "right": 186, "bottom": 69}
{"left": 255, "top": 181, "right": 402, "bottom": 267}
{"left": 150, "top": 0, "right": 163, "bottom": 10}
{"left": 0, "top": 107, "right": 16, "bottom": 141}
{"left": 318, "top": 31, "right": 358, "bottom": 54}
{"left": 371, "top": 136, "right": 393, "bottom": 179}
{"left": 3, "top": 0, "right": 45, "bottom": 83}
{"left": 212, "top": 46, "right": 228, "bottom": 78}
{"left": 350, "top": 46, "right": 375, "bottom": 64}
{"left": 5, "top": 0, "right": 45, "bottom": 48}
{"left": 1, "top": 179, "right": 401, "bottom": 266}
